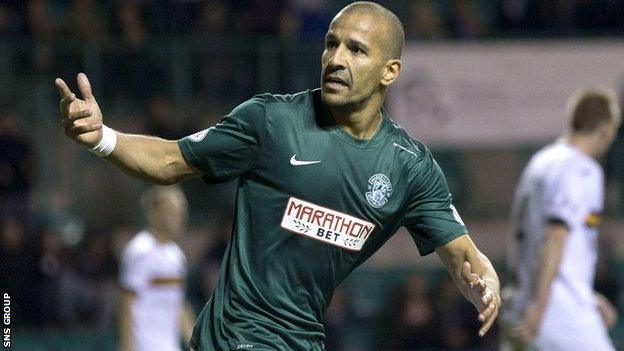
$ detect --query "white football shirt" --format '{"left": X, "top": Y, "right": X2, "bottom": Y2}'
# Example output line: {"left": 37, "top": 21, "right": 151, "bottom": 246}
{"left": 505, "top": 142, "right": 613, "bottom": 350}
{"left": 120, "top": 231, "right": 187, "bottom": 351}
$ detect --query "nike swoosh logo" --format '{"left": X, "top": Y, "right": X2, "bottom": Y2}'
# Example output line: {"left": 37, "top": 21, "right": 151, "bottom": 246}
{"left": 290, "top": 154, "right": 322, "bottom": 166}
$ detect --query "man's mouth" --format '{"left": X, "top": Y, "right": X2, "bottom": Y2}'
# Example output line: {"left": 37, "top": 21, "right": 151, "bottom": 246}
{"left": 323, "top": 76, "right": 349, "bottom": 90}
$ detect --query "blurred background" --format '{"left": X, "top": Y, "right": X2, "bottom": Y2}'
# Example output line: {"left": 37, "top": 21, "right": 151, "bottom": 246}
{"left": 1, "top": 0, "right": 624, "bottom": 350}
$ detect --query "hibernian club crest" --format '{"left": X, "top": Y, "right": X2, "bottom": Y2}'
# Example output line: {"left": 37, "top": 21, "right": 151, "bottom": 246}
{"left": 366, "top": 174, "right": 393, "bottom": 208}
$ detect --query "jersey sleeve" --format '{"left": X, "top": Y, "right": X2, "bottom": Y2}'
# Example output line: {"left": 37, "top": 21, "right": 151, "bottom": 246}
{"left": 177, "top": 96, "right": 266, "bottom": 184}
{"left": 544, "top": 163, "right": 601, "bottom": 228}
{"left": 119, "top": 248, "right": 148, "bottom": 293}
{"left": 404, "top": 148, "right": 467, "bottom": 256}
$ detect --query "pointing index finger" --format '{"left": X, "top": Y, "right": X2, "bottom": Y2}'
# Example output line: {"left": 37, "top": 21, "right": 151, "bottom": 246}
{"left": 55, "top": 78, "right": 72, "bottom": 98}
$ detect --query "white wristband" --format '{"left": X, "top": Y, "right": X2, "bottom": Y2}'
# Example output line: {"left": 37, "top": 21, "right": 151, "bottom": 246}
{"left": 89, "top": 125, "right": 117, "bottom": 157}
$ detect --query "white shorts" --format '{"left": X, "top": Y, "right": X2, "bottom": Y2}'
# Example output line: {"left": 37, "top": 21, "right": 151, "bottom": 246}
{"left": 535, "top": 293, "right": 615, "bottom": 351}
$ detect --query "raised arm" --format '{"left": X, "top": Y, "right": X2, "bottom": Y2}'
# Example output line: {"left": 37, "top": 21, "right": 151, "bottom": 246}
{"left": 55, "top": 73, "right": 201, "bottom": 184}
{"left": 435, "top": 234, "right": 501, "bottom": 337}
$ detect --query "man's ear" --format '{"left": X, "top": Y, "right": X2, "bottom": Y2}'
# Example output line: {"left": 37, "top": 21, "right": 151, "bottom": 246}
{"left": 381, "top": 59, "right": 402, "bottom": 86}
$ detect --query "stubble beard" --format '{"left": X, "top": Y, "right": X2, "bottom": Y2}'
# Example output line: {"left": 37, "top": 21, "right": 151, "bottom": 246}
{"left": 322, "top": 87, "right": 360, "bottom": 110}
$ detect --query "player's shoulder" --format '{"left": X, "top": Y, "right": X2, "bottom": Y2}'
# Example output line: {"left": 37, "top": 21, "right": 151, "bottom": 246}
{"left": 387, "top": 125, "right": 446, "bottom": 194}
{"left": 387, "top": 119, "right": 430, "bottom": 164}
{"left": 233, "top": 90, "right": 312, "bottom": 121}
{"left": 559, "top": 156, "right": 602, "bottom": 187}
{"left": 556, "top": 143, "right": 600, "bottom": 174}
{"left": 165, "top": 241, "right": 187, "bottom": 261}
{"left": 253, "top": 90, "right": 312, "bottom": 108}
{"left": 536, "top": 143, "right": 601, "bottom": 182}
{"left": 122, "top": 231, "right": 156, "bottom": 261}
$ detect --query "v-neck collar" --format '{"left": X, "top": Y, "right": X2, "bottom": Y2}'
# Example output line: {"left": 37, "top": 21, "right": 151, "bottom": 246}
{"left": 312, "top": 89, "right": 392, "bottom": 148}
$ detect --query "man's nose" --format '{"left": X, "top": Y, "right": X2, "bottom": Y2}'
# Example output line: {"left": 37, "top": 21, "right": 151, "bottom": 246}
{"left": 328, "top": 44, "right": 348, "bottom": 69}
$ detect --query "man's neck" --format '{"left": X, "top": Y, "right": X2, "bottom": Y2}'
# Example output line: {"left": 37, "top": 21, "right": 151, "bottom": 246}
{"left": 327, "top": 98, "right": 384, "bottom": 139}
{"left": 567, "top": 133, "right": 598, "bottom": 159}
{"left": 148, "top": 227, "right": 170, "bottom": 243}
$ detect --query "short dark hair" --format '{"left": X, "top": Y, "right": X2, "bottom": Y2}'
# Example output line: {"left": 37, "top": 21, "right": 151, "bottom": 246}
{"left": 568, "top": 88, "right": 621, "bottom": 133}
{"left": 340, "top": 1, "right": 405, "bottom": 59}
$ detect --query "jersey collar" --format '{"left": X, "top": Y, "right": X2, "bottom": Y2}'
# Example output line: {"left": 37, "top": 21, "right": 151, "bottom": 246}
{"left": 312, "top": 89, "right": 393, "bottom": 148}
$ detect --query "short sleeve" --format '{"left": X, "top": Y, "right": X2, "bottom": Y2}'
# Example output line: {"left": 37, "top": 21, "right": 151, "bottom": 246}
{"left": 119, "top": 248, "right": 148, "bottom": 293}
{"left": 404, "top": 148, "right": 467, "bottom": 256}
{"left": 177, "top": 96, "right": 266, "bottom": 184}
{"left": 544, "top": 164, "right": 600, "bottom": 227}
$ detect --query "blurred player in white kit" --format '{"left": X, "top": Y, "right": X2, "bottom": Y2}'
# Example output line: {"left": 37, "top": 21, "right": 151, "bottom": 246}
{"left": 118, "top": 185, "right": 195, "bottom": 351}
{"left": 501, "top": 88, "right": 621, "bottom": 351}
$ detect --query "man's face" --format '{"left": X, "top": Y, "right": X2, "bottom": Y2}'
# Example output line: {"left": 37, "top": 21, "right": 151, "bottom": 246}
{"left": 151, "top": 193, "right": 188, "bottom": 239}
{"left": 321, "top": 11, "right": 388, "bottom": 107}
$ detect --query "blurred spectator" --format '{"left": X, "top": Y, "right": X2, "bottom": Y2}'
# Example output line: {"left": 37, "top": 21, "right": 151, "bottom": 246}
{"left": 196, "top": 53, "right": 255, "bottom": 101}
{"left": 380, "top": 275, "right": 442, "bottom": 350}
{"left": 575, "top": 0, "right": 624, "bottom": 30}
{"left": 47, "top": 233, "right": 117, "bottom": 330}
{"left": 6, "top": 1, "right": 624, "bottom": 44}
{"left": 33, "top": 191, "right": 91, "bottom": 328}
{"left": 143, "top": 0, "right": 204, "bottom": 35}
{"left": 0, "top": 216, "right": 41, "bottom": 326}
{"left": 145, "top": 94, "right": 190, "bottom": 140}
{"left": 115, "top": 2, "right": 146, "bottom": 48}
{"left": 197, "top": 0, "right": 229, "bottom": 37}
{"left": 497, "top": 0, "right": 529, "bottom": 31}
{"left": 495, "top": 0, "right": 624, "bottom": 34}
{"left": 406, "top": 1, "right": 450, "bottom": 39}
{"left": 59, "top": 0, "right": 109, "bottom": 43}
{"left": 542, "top": 0, "right": 576, "bottom": 32}
{"left": 104, "top": 1, "right": 164, "bottom": 101}
{"left": 324, "top": 288, "right": 352, "bottom": 351}
{"left": 38, "top": 220, "right": 65, "bottom": 327}
{"left": 189, "top": 215, "right": 232, "bottom": 305}
{"left": 0, "top": 105, "right": 33, "bottom": 222}
{"left": 0, "top": 2, "right": 27, "bottom": 36}
{"left": 26, "top": 0, "right": 56, "bottom": 73}
{"left": 285, "top": 0, "right": 331, "bottom": 39}
{"left": 192, "top": 0, "right": 268, "bottom": 100}
{"left": 64, "top": 230, "right": 119, "bottom": 329}
{"left": 118, "top": 185, "right": 195, "bottom": 351}
{"left": 277, "top": 9, "right": 299, "bottom": 40}
{"left": 450, "top": 0, "right": 490, "bottom": 39}
{"left": 435, "top": 276, "right": 488, "bottom": 349}
{"left": 229, "top": 0, "right": 288, "bottom": 35}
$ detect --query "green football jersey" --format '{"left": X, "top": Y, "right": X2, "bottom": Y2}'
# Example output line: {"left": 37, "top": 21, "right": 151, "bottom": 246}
{"left": 178, "top": 89, "right": 467, "bottom": 351}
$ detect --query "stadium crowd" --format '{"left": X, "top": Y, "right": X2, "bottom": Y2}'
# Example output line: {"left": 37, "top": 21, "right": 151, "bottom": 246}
{"left": 1, "top": 0, "right": 624, "bottom": 102}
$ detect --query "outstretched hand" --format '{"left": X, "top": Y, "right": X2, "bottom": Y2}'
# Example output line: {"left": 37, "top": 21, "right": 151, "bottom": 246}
{"left": 55, "top": 73, "right": 103, "bottom": 147}
{"left": 462, "top": 261, "right": 500, "bottom": 337}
